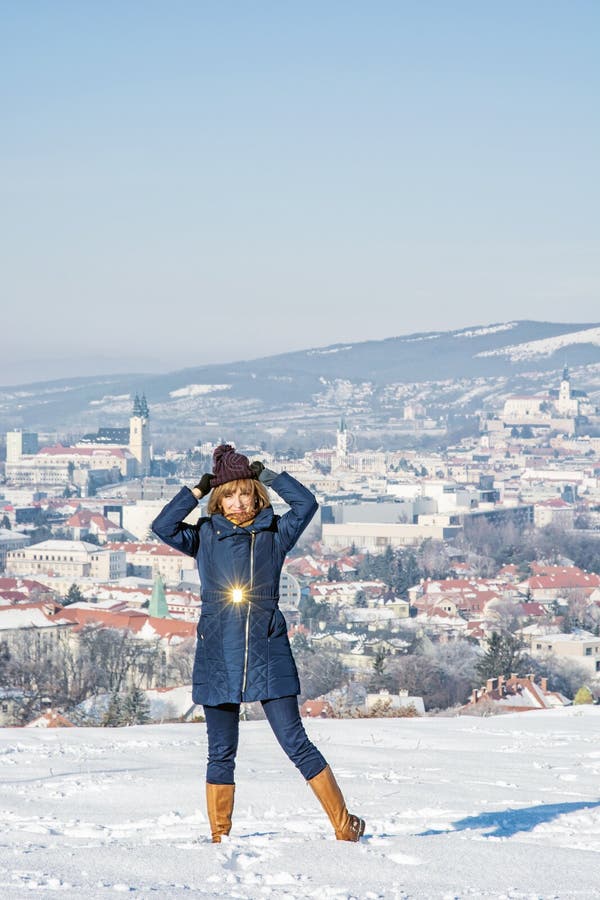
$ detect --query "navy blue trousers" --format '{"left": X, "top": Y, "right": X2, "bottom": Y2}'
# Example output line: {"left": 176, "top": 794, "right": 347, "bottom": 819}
{"left": 204, "top": 695, "right": 327, "bottom": 784}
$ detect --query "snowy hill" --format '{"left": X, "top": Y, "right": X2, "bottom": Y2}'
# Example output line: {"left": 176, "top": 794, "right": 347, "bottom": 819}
{"left": 1, "top": 707, "right": 600, "bottom": 898}
{"left": 2, "top": 321, "right": 600, "bottom": 439}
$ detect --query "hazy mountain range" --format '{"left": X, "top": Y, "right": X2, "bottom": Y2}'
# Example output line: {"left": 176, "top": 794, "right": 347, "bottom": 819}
{"left": 3, "top": 321, "right": 600, "bottom": 446}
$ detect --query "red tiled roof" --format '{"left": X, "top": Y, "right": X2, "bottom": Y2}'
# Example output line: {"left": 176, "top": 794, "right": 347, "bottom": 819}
{"left": 66, "top": 511, "right": 122, "bottom": 532}
{"left": 0, "top": 590, "right": 30, "bottom": 604}
{"left": 109, "top": 542, "right": 187, "bottom": 557}
{"left": 300, "top": 700, "right": 335, "bottom": 718}
{"left": 58, "top": 606, "right": 196, "bottom": 639}
{"left": 0, "top": 577, "right": 58, "bottom": 596}
{"left": 525, "top": 565, "right": 600, "bottom": 590}
{"left": 465, "top": 674, "right": 569, "bottom": 712}
{"left": 520, "top": 602, "right": 547, "bottom": 616}
{"left": 30, "top": 710, "right": 75, "bottom": 728}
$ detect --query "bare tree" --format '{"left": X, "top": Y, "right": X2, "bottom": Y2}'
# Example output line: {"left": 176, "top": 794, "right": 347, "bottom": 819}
{"left": 385, "top": 640, "right": 480, "bottom": 710}
{"left": 5, "top": 631, "right": 56, "bottom": 721}
{"left": 418, "top": 539, "right": 451, "bottom": 580}
{"left": 562, "top": 590, "right": 600, "bottom": 633}
{"left": 4, "top": 625, "right": 162, "bottom": 723}
{"left": 523, "top": 651, "right": 593, "bottom": 700}
{"left": 78, "top": 626, "right": 160, "bottom": 692}
{"left": 296, "top": 649, "right": 347, "bottom": 701}
{"left": 168, "top": 636, "right": 195, "bottom": 683}
{"left": 485, "top": 599, "right": 524, "bottom": 634}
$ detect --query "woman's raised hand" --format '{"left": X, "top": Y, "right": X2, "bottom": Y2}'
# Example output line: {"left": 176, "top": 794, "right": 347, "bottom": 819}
{"left": 249, "top": 461, "right": 265, "bottom": 479}
{"left": 193, "top": 473, "right": 213, "bottom": 498}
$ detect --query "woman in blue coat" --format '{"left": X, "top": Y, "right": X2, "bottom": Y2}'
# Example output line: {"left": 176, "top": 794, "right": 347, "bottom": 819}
{"left": 152, "top": 444, "right": 364, "bottom": 843}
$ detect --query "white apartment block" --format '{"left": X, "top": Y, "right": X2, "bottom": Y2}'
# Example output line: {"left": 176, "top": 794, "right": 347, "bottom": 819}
{"left": 533, "top": 500, "right": 575, "bottom": 529}
{"left": 322, "top": 520, "right": 461, "bottom": 550}
{"left": 526, "top": 631, "right": 600, "bottom": 676}
{"left": 6, "top": 430, "right": 39, "bottom": 463}
{"left": 279, "top": 571, "right": 301, "bottom": 609}
{"left": 6, "top": 540, "right": 126, "bottom": 581}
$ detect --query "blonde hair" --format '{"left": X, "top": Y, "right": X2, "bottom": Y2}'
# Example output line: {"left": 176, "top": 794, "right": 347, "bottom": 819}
{"left": 207, "top": 478, "right": 271, "bottom": 516}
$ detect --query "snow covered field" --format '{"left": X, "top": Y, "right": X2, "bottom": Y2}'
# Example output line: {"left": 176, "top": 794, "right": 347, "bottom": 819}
{"left": 1, "top": 708, "right": 600, "bottom": 899}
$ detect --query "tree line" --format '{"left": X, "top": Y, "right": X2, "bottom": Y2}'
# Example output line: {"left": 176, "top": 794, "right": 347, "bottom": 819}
{"left": 0, "top": 626, "right": 194, "bottom": 725}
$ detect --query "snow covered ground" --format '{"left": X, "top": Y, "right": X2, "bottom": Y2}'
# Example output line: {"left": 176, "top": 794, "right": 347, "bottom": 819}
{"left": 1, "top": 708, "right": 600, "bottom": 899}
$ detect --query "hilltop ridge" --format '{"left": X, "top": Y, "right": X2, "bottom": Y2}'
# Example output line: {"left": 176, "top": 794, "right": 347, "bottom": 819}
{"left": 2, "top": 320, "right": 600, "bottom": 444}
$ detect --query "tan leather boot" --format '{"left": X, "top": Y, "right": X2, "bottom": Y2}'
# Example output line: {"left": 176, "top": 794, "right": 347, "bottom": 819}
{"left": 206, "top": 782, "right": 235, "bottom": 843}
{"left": 308, "top": 765, "right": 365, "bottom": 841}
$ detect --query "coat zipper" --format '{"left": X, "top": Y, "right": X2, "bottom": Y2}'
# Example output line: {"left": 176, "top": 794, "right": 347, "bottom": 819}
{"left": 242, "top": 532, "right": 255, "bottom": 694}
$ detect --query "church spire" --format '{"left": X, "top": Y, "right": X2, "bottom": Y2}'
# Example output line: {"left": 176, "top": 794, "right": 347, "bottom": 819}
{"left": 132, "top": 394, "right": 142, "bottom": 416}
{"left": 148, "top": 573, "right": 169, "bottom": 618}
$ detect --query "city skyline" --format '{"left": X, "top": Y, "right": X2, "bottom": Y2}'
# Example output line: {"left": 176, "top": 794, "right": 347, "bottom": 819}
{"left": 2, "top": 2, "right": 599, "bottom": 384}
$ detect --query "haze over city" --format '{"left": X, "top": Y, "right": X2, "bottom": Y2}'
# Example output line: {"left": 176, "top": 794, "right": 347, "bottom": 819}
{"left": 2, "top": 2, "right": 599, "bottom": 384}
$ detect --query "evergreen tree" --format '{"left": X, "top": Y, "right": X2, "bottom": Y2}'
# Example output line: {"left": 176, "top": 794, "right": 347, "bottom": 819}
{"left": 354, "top": 589, "right": 367, "bottom": 608}
{"left": 299, "top": 594, "right": 329, "bottom": 629}
{"left": 382, "top": 545, "right": 395, "bottom": 586}
{"left": 290, "top": 631, "right": 311, "bottom": 653}
{"left": 475, "top": 631, "right": 524, "bottom": 683}
{"left": 0, "top": 639, "right": 10, "bottom": 684}
{"left": 63, "top": 584, "right": 84, "bottom": 606}
{"left": 1, "top": 514, "right": 11, "bottom": 530}
{"left": 102, "top": 692, "right": 127, "bottom": 727}
{"left": 357, "top": 552, "right": 374, "bottom": 580}
{"left": 372, "top": 647, "right": 388, "bottom": 679}
{"left": 327, "top": 563, "right": 342, "bottom": 582}
{"left": 123, "top": 687, "right": 151, "bottom": 724}
{"left": 394, "top": 549, "right": 421, "bottom": 595}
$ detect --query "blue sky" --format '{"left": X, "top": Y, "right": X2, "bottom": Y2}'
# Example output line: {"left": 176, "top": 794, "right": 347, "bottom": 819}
{"left": 2, "top": 1, "right": 599, "bottom": 384}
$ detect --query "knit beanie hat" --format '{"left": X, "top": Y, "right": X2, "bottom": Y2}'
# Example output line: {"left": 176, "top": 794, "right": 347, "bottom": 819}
{"left": 211, "top": 444, "right": 254, "bottom": 487}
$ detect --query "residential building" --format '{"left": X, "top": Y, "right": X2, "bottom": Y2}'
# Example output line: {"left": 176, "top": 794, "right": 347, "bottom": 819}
{"left": 523, "top": 630, "right": 600, "bottom": 676}
{"left": 0, "top": 690, "right": 27, "bottom": 726}
{"left": 65, "top": 509, "right": 127, "bottom": 543}
{"left": 521, "top": 565, "right": 600, "bottom": 603}
{"left": 5, "top": 446, "right": 130, "bottom": 488}
{"left": 77, "top": 394, "right": 152, "bottom": 476}
{"left": 108, "top": 541, "right": 196, "bottom": 585}
{"left": 533, "top": 498, "right": 576, "bottom": 529}
{"left": 0, "top": 602, "right": 75, "bottom": 654}
{"left": 322, "top": 520, "right": 461, "bottom": 550}
{"left": 464, "top": 673, "right": 571, "bottom": 712}
{"left": 6, "top": 430, "right": 38, "bottom": 463}
{"left": 0, "top": 529, "right": 31, "bottom": 571}
{"left": 5, "top": 540, "right": 126, "bottom": 581}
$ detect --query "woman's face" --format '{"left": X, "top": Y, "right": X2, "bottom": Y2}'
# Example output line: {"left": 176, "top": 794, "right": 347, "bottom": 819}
{"left": 220, "top": 482, "right": 256, "bottom": 523}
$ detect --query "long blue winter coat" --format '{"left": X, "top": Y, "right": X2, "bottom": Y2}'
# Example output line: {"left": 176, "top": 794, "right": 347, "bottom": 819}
{"left": 151, "top": 472, "right": 318, "bottom": 706}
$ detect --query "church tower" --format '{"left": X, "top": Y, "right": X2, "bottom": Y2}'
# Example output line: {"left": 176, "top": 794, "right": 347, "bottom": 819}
{"left": 148, "top": 573, "right": 169, "bottom": 619}
{"left": 557, "top": 365, "right": 576, "bottom": 416}
{"left": 129, "top": 393, "right": 151, "bottom": 476}
{"left": 336, "top": 415, "right": 348, "bottom": 461}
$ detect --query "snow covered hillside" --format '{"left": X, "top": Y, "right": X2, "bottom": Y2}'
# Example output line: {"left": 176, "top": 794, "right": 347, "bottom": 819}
{"left": 1, "top": 708, "right": 600, "bottom": 899}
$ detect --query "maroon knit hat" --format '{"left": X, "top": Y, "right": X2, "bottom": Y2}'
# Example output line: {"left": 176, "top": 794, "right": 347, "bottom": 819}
{"left": 211, "top": 444, "right": 254, "bottom": 487}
